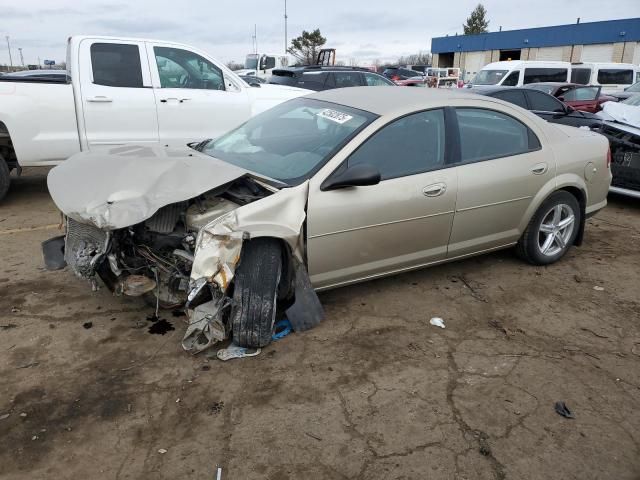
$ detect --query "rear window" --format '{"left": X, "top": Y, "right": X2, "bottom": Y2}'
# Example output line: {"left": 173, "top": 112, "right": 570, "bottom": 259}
{"left": 571, "top": 68, "right": 591, "bottom": 85}
{"left": 523, "top": 68, "right": 568, "bottom": 84}
{"left": 597, "top": 69, "right": 633, "bottom": 85}
{"left": 90, "top": 43, "right": 143, "bottom": 88}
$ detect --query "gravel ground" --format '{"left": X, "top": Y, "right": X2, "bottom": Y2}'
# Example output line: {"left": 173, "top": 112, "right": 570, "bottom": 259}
{"left": 1, "top": 170, "right": 639, "bottom": 480}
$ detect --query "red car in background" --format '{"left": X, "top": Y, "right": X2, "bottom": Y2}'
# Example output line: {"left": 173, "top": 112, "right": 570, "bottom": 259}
{"left": 527, "top": 82, "right": 617, "bottom": 113}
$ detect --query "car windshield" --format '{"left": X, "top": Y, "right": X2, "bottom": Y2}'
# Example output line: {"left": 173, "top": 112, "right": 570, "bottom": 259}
{"left": 526, "top": 84, "right": 555, "bottom": 94}
{"left": 627, "top": 82, "right": 640, "bottom": 93}
{"left": 244, "top": 55, "right": 259, "bottom": 70}
{"left": 473, "top": 69, "right": 509, "bottom": 85}
{"left": 622, "top": 95, "right": 640, "bottom": 106}
{"left": 202, "top": 98, "right": 377, "bottom": 185}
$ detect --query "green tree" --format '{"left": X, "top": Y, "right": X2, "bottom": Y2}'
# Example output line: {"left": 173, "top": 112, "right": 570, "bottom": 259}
{"left": 288, "top": 29, "right": 327, "bottom": 65}
{"left": 463, "top": 4, "right": 489, "bottom": 35}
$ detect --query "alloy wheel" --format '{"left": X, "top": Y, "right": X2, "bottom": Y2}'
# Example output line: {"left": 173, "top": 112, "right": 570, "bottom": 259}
{"left": 537, "top": 204, "right": 575, "bottom": 257}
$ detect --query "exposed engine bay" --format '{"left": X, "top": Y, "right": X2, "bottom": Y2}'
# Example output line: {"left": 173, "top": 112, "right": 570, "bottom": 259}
{"left": 65, "top": 177, "right": 273, "bottom": 309}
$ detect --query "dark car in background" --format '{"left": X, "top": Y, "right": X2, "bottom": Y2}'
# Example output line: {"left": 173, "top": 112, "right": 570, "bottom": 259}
{"left": 382, "top": 67, "right": 422, "bottom": 81}
{"left": 470, "top": 87, "right": 603, "bottom": 130}
{"left": 269, "top": 66, "right": 395, "bottom": 91}
{"left": 526, "top": 82, "right": 617, "bottom": 113}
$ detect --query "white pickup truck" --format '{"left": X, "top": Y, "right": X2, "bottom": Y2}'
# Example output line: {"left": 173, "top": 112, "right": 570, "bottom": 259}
{"left": 0, "top": 36, "right": 309, "bottom": 200}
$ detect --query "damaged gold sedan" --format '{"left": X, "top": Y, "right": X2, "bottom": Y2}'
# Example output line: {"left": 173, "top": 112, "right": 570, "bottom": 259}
{"left": 45, "top": 88, "right": 611, "bottom": 354}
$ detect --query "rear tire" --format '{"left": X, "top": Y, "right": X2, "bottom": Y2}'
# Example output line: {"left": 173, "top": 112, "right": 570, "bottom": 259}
{"left": 231, "top": 238, "right": 283, "bottom": 348}
{"left": 0, "top": 154, "right": 10, "bottom": 202}
{"left": 516, "top": 191, "right": 581, "bottom": 265}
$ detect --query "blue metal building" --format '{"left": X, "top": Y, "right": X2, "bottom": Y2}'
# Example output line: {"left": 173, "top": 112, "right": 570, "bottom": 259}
{"left": 431, "top": 18, "right": 640, "bottom": 79}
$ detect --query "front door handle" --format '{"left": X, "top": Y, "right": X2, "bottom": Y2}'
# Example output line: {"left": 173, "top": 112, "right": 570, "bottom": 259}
{"left": 423, "top": 183, "right": 447, "bottom": 197}
{"left": 160, "top": 98, "right": 191, "bottom": 103}
{"left": 531, "top": 163, "right": 548, "bottom": 175}
{"left": 86, "top": 96, "right": 112, "bottom": 103}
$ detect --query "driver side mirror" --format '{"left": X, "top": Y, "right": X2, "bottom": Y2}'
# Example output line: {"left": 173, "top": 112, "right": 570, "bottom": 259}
{"left": 321, "top": 164, "right": 381, "bottom": 191}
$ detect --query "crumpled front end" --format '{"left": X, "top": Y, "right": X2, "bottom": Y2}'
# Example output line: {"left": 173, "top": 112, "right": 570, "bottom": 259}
{"left": 65, "top": 218, "right": 110, "bottom": 288}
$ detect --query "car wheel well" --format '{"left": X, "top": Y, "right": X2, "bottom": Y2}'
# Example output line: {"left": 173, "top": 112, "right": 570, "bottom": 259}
{"left": 0, "top": 121, "right": 18, "bottom": 171}
{"left": 557, "top": 186, "right": 586, "bottom": 246}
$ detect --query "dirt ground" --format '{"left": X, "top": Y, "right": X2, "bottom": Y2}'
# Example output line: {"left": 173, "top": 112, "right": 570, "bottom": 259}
{"left": 1, "top": 169, "right": 639, "bottom": 480}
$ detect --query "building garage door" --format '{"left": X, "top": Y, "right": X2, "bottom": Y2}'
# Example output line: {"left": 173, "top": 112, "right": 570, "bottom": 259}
{"left": 463, "top": 51, "right": 486, "bottom": 82}
{"left": 581, "top": 44, "right": 614, "bottom": 62}
{"left": 536, "top": 47, "right": 564, "bottom": 61}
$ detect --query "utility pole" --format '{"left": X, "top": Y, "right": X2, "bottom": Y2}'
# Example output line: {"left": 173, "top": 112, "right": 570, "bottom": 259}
{"left": 252, "top": 24, "right": 258, "bottom": 55}
{"left": 284, "top": 0, "right": 288, "bottom": 55}
{"left": 5, "top": 36, "right": 13, "bottom": 67}
{"left": 18, "top": 47, "right": 24, "bottom": 67}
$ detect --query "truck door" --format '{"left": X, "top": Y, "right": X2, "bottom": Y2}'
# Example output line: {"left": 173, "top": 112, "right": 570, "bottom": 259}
{"left": 147, "top": 43, "right": 251, "bottom": 147}
{"left": 78, "top": 39, "right": 159, "bottom": 151}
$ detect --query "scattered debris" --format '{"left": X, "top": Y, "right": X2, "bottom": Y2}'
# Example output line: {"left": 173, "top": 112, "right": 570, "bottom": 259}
{"left": 305, "top": 431, "right": 323, "bottom": 441}
{"left": 272, "top": 319, "right": 292, "bottom": 341}
{"left": 209, "top": 401, "right": 224, "bottom": 415}
{"left": 593, "top": 286, "right": 605, "bottom": 291}
{"left": 554, "top": 401, "right": 575, "bottom": 419}
{"left": 10, "top": 307, "right": 20, "bottom": 313}
{"left": 455, "top": 275, "right": 488, "bottom": 303}
{"left": 31, "top": 435, "right": 38, "bottom": 441}
{"left": 580, "top": 327, "right": 609, "bottom": 339}
{"left": 19, "top": 412, "right": 27, "bottom": 418}
{"left": 216, "top": 466, "right": 222, "bottom": 480}
{"left": 0, "top": 413, "right": 10, "bottom": 420}
{"left": 158, "top": 448, "right": 167, "bottom": 454}
{"left": 1, "top": 323, "right": 17, "bottom": 330}
{"left": 429, "top": 317, "right": 446, "bottom": 329}
{"left": 83, "top": 322, "right": 93, "bottom": 329}
{"left": 16, "top": 362, "right": 39, "bottom": 369}
{"left": 573, "top": 275, "right": 582, "bottom": 283}
{"left": 217, "top": 344, "right": 261, "bottom": 361}
{"left": 182, "top": 298, "right": 228, "bottom": 353}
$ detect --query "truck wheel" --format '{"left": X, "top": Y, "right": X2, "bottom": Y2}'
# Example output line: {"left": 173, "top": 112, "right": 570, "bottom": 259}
{"left": 516, "top": 191, "right": 581, "bottom": 265}
{"left": 230, "top": 238, "right": 283, "bottom": 348}
{"left": 0, "top": 154, "right": 10, "bottom": 201}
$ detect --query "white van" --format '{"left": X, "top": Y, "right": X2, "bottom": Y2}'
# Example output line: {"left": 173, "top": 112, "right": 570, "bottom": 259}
{"left": 468, "top": 61, "right": 571, "bottom": 88}
{"left": 570, "top": 62, "right": 640, "bottom": 91}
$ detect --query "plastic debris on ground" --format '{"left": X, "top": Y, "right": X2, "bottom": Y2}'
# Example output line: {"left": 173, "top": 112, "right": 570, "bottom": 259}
{"left": 593, "top": 286, "right": 605, "bottom": 291}
{"left": 554, "top": 401, "right": 575, "bottom": 419}
{"left": 272, "top": 319, "right": 292, "bottom": 341}
{"left": 430, "top": 317, "right": 446, "bottom": 329}
{"left": 216, "top": 344, "right": 261, "bottom": 361}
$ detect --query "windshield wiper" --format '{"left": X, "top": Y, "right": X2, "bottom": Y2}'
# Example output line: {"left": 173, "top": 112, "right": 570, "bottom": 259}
{"left": 189, "top": 138, "right": 212, "bottom": 152}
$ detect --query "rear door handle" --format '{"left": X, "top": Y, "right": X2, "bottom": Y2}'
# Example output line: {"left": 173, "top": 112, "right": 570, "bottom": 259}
{"left": 86, "top": 96, "right": 112, "bottom": 103}
{"left": 423, "top": 183, "right": 447, "bottom": 197}
{"left": 160, "top": 98, "right": 191, "bottom": 103}
{"left": 531, "top": 163, "right": 548, "bottom": 175}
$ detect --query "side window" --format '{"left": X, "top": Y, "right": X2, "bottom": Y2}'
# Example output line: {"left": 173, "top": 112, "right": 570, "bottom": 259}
{"left": 570, "top": 68, "right": 591, "bottom": 85}
{"left": 456, "top": 108, "right": 538, "bottom": 163}
{"left": 333, "top": 72, "right": 363, "bottom": 88}
{"left": 597, "top": 69, "right": 633, "bottom": 85}
{"left": 562, "top": 87, "right": 598, "bottom": 101}
{"left": 493, "top": 90, "right": 528, "bottom": 109}
{"left": 523, "top": 68, "right": 568, "bottom": 84}
{"left": 154, "top": 47, "right": 224, "bottom": 90}
{"left": 527, "top": 91, "right": 565, "bottom": 112}
{"left": 90, "top": 43, "right": 143, "bottom": 88}
{"left": 299, "top": 72, "right": 329, "bottom": 90}
{"left": 260, "top": 56, "right": 276, "bottom": 70}
{"left": 347, "top": 109, "right": 445, "bottom": 180}
{"left": 501, "top": 71, "right": 520, "bottom": 86}
{"left": 364, "top": 73, "right": 394, "bottom": 86}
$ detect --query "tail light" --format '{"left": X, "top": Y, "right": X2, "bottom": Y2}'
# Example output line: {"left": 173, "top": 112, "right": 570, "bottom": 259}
{"left": 606, "top": 148, "right": 611, "bottom": 169}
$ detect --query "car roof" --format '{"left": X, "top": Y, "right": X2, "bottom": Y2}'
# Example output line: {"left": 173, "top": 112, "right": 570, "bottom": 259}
{"left": 307, "top": 87, "right": 477, "bottom": 115}
{"left": 468, "top": 86, "right": 557, "bottom": 97}
{"left": 275, "top": 65, "right": 374, "bottom": 73}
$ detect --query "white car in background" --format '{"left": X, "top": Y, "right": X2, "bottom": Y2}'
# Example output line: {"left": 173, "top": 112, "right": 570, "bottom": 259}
{"left": 0, "top": 36, "right": 309, "bottom": 200}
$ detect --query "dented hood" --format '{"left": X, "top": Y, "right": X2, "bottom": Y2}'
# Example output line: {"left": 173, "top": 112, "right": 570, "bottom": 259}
{"left": 47, "top": 145, "right": 251, "bottom": 230}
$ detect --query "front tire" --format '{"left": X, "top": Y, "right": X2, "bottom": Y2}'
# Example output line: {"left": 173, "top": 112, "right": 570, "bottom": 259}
{"left": 516, "top": 191, "right": 581, "bottom": 265}
{"left": 231, "top": 238, "right": 283, "bottom": 348}
{"left": 0, "top": 154, "right": 10, "bottom": 202}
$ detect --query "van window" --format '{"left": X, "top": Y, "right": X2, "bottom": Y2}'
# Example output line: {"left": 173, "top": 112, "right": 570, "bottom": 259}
{"left": 90, "top": 43, "right": 143, "bottom": 88}
{"left": 473, "top": 70, "right": 508, "bottom": 85}
{"left": 597, "top": 69, "right": 633, "bottom": 85}
{"left": 501, "top": 71, "right": 520, "bottom": 86}
{"left": 571, "top": 68, "right": 591, "bottom": 85}
{"left": 523, "top": 68, "right": 568, "bottom": 84}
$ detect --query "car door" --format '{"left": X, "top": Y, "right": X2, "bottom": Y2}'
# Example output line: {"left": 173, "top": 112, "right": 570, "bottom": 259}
{"left": 148, "top": 43, "right": 251, "bottom": 147}
{"left": 525, "top": 90, "right": 592, "bottom": 128}
{"left": 330, "top": 71, "right": 365, "bottom": 89}
{"left": 447, "top": 106, "right": 554, "bottom": 257}
{"left": 559, "top": 86, "right": 601, "bottom": 113}
{"left": 306, "top": 108, "right": 457, "bottom": 289}
{"left": 78, "top": 39, "right": 159, "bottom": 150}
{"left": 491, "top": 89, "right": 528, "bottom": 109}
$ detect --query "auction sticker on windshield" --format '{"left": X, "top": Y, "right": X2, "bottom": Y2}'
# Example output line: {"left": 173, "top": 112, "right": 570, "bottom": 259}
{"left": 318, "top": 109, "right": 353, "bottom": 124}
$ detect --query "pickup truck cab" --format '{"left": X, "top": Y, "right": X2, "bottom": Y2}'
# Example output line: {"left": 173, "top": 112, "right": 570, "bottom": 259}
{"left": 0, "top": 36, "right": 308, "bottom": 200}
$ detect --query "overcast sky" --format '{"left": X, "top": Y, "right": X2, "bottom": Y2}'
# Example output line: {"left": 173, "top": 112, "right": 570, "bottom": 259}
{"left": 2, "top": 0, "right": 640, "bottom": 67}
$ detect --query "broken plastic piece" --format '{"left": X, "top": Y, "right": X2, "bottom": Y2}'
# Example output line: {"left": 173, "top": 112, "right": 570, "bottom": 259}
{"left": 272, "top": 319, "right": 292, "bottom": 341}
{"left": 182, "top": 297, "right": 229, "bottom": 354}
{"left": 216, "top": 344, "right": 261, "bottom": 361}
{"left": 286, "top": 261, "right": 324, "bottom": 332}
{"left": 42, "top": 235, "right": 66, "bottom": 270}
{"left": 554, "top": 401, "right": 574, "bottom": 419}
{"left": 430, "top": 317, "right": 446, "bottom": 328}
